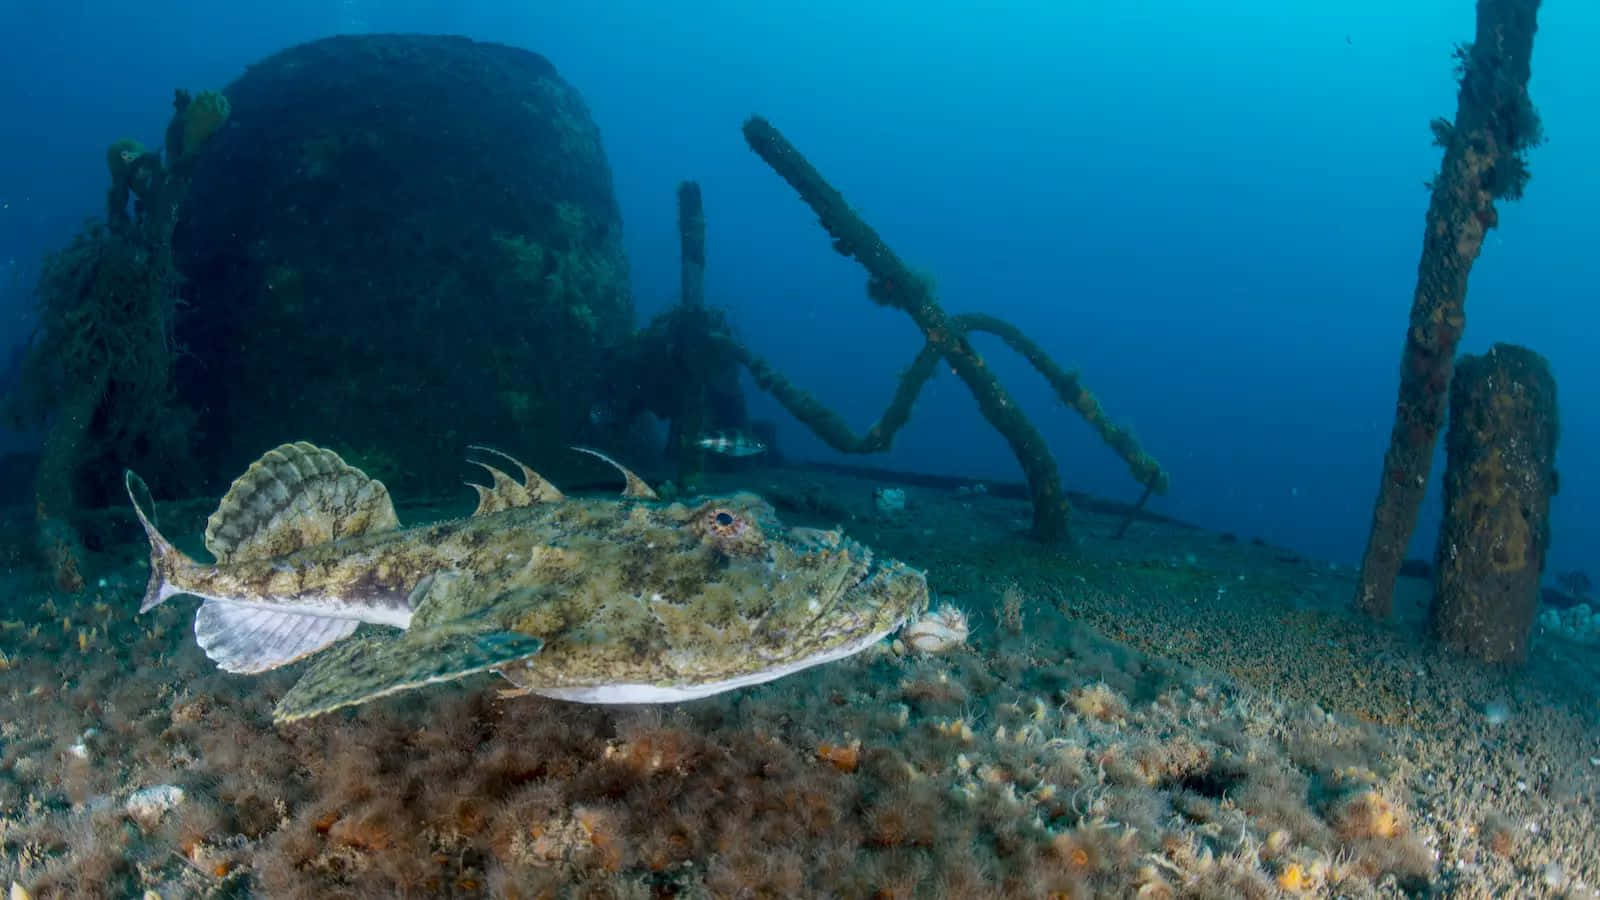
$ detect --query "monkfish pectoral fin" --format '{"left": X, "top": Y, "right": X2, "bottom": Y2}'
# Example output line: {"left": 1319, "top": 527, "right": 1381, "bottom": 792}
{"left": 410, "top": 580, "right": 550, "bottom": 633}
{"left": 194, "top": 600, "right": 361, "bottom": 674}
{"left": 272, "top": 628, "right": 545, "bottom": 724}
{"left": 406, "top": 569, "right": 496, "bottom": 628}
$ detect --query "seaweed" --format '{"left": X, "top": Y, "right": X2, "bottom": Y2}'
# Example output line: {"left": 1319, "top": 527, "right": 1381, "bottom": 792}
{"left": 3, "top": 88, "right": 217, "bottom": 590}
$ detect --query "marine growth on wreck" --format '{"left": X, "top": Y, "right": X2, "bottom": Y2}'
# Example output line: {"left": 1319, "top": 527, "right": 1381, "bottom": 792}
{"left": 2, "top": 4, "right": 1596, "bottom": 898}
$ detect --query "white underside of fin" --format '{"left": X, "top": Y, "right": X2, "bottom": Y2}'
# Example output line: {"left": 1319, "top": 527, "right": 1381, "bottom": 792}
{"left": 195, "top": 600, "right": 361, "bottom": 674}
{"left": 179, "top": 588, "right": 414, "bottom": 629}
{"left": 525, "top": 623, "right": 899, "bottom": 704}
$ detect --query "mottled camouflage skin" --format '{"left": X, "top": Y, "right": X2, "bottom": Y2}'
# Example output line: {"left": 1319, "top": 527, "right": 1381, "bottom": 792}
{"left": 225, "top": 494, "right": 920, "bottom": 681}
{"left": 135, "top": 443, "right": 929, "bottom": 721}
{"left": 463, "top": 496, "right": 921, "bottom": 693}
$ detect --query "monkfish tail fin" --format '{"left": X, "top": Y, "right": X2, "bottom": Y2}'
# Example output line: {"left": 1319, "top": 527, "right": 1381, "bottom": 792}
{"left": 125, "top": 471, "right": 200, "bottom": 613}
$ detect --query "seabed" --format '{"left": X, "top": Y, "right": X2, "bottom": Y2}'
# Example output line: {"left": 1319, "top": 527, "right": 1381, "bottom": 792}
{"left": 0, "top": 464, "right": 1595, "bottom": 898}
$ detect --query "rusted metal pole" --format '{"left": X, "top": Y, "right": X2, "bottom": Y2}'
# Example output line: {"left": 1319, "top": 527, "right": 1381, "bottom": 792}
{"left": 678, "top": 180, "right": 705, "bottom": 309}
{"left": 1355, "top": 0, "right": 1542, "bottom": 617}
{"left": 743, "top": 116, "right": 1071, "bottom": 541}
{"left": 672, "top": 181, "right": 710, "bottom": 479}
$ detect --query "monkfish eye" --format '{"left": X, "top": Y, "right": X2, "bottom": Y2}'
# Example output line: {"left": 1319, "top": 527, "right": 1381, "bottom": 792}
{"left": 706, "top": 507, "right": 748, "bottom": 537}
{"left": 699, "top": 505, "right": 769, "bottom": 558}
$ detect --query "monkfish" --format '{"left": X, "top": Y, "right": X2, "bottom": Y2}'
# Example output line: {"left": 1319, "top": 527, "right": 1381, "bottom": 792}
{"left": 128, "top": 442, "right": 928, "bottom": 722}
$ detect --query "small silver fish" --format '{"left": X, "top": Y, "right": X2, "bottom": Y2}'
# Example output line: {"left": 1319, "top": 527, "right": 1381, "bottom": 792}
{"left": 695, "top": 430, "right": 767, "bottom": 457}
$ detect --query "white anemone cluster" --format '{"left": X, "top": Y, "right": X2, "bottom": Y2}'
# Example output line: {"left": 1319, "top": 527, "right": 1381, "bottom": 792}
{"left": 1538, "top": 603, "right": 1600, "bottom": 645}
{"left": 900, "top": 604, "right": 970, "bottom": 654}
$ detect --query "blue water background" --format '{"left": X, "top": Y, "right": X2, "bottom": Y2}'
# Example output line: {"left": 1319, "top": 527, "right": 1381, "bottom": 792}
{"left": 0, "top": 1, "right": 1594, "bottom": 577}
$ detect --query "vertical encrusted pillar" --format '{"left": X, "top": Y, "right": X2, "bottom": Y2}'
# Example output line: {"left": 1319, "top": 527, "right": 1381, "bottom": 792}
{"left": 1354, "top": 0, "right": 1543, "bottom": 617}
{"left": 35, "top": 370, "right": 108, "bottom": 593}
{"left": 1431, "top": 344, "right": 1557, "bottom": 664}
{"left": 678, "top": 181, "right": 705, "bottom": 309}
{"left": 672, "top": 181, "right": 709, "bottom": 480}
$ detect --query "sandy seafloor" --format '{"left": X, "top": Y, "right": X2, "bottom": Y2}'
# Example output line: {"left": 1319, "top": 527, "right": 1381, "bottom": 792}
{"left": 0, "top": 463, "right": 1596, "bottom": 899}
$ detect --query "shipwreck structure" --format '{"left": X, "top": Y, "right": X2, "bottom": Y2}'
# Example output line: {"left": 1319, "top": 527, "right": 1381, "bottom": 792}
{"left": 171, "top": 34, "right": 634, "bottom": 495}
{"left": 1431, "top": 344, "right": 1558, "bottom": 664}
{"left": 1354, "top": 0, "right": 1545, "bottom": 623}
{"left": 9, "top": 35, "right": 1164, "bottom": 589}
{"left": 6, "top": 35, "right": 637, "bottom": 589}
{"left": 641, "top": 119, "right": 1169, "bottom": 542}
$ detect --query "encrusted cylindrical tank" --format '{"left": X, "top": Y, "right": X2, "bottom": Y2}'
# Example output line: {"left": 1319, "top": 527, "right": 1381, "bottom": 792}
{"left": 172, "top": 34, "right": 631, "bottom": 495}
{"left": 1431, "top": 343, "right": 1559, "bottom": 664}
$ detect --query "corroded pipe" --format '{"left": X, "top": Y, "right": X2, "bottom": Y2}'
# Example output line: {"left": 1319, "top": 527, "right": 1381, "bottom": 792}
{"left": 1355, "top": 0, "right": 1543, "bottom": 617}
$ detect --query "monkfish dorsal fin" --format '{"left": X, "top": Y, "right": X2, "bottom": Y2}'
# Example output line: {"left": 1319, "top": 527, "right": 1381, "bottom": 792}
{"left": 571, "top": 446, "right": 658, "bottom": 499}
{"left": 204, "top": 442, "right": 399, "bottom": 564}
{"left": 465, "top": 445, "right": 564, "bottom": 516}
